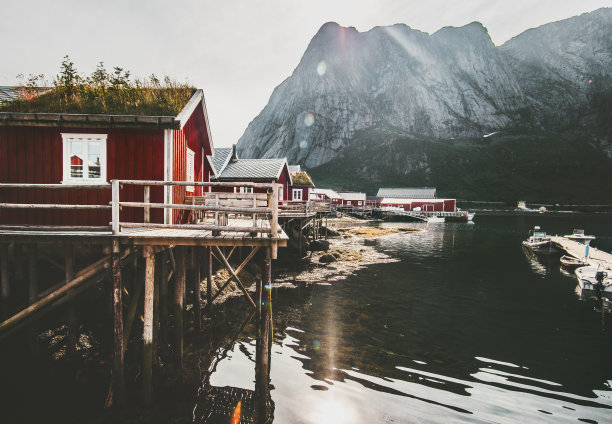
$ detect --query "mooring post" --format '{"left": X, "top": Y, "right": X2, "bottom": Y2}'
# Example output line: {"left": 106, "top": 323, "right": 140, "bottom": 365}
{"left": 28, "top": 244, "right": 38, "bottom": 305}
{"left": 1, "top": 244, "right": 9, "bottom": 319}
{"left": 206, "top": 246, "right": 212, "bottom": 316}
{"left": 152, "top": 255, "right": 161, "bottom": 367}
{"left": 142, "top": 245, "right": 155, "bottom": 404}
{"left": 111, "top": 239, "right": 125, "bottom": 406}
{"left": 193, "top": 247, "right": 201, "bottom": 331}
{"left": 174, "top": 246, "right": 186, "bottom": 368}
{"left": 256, "top": 246, "right": 273, "bottom": 421}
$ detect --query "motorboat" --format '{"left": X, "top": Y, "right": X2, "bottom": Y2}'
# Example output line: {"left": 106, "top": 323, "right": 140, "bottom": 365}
{"left": 559, "top": 255, "right": 588, "bottom": 270}
{"left": 575, "top": 266, "right": 612, "bottom": 292}
{"left": 564, "top": 229, "right": 596, "bottom": 244}
{"left": 467, "top": 212, "right": 475, "bottom": 221}
{"left": 522, "top": 226, "right": 554, "bottom": 252}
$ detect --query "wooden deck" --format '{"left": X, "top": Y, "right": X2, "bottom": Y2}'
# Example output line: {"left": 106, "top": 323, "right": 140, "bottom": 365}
{"left": 551, "top": 236, "right": 612, "bottom": 270}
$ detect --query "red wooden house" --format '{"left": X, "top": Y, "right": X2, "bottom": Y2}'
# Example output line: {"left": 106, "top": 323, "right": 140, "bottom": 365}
{"left": 376, "top": 188, "right": 456, "bottom": 212}
{"left": 210, "top": 145, "right": 292, "bottom": 200}
{"left": 0, "top": 89, "right": 214, "bottom": 226}
{"left": 310, "top": 188, "right": 342, "bottom": 205}
{"left": 287, "top": 166, "right": 314, "bottom": 202}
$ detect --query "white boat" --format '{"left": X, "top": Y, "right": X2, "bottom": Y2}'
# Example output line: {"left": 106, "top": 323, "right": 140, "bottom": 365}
{"left": 564, "top": 229, "right": 596, "bottom": 244}
{"left": 467, "top": 212, "right": 475, "bottom": 221}
{"left": 521, "top": 226, "right": 556, "bottom": 253}
{"left": 575, "top": 266, "right": 612, "bottom": 292}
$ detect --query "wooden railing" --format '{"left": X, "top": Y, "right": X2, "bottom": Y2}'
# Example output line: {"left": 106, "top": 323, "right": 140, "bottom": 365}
{"left": 113, "top": 180, "right": 280, "bottom": 237}
{"left": 0, "top": 183, "right": 113, "bottom": 231}
{"left": 278, "top": 200, "right": 331, "bottom": 216}
{"left": 0, "top": 181, "right": 282, "bottom": 238}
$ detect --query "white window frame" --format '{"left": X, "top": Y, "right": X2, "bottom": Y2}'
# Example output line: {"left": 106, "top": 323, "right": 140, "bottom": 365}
{"left": 61, "top": 133, "right": 108, "bottom": 185}
{"left": 186, "top": 148, "right": 195, "bottom": 192}
{"left": 292, "top": 189, "right": 302, "bottom": 201}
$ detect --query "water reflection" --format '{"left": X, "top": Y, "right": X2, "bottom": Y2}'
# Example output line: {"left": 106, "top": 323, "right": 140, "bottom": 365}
{"left": 196, "top": 216, "right": 612, "bottom": 423}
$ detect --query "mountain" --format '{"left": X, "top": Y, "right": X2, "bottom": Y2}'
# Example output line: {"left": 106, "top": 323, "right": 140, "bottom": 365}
{"left": 237, "top": 9, "right": 612, "bottom": 202}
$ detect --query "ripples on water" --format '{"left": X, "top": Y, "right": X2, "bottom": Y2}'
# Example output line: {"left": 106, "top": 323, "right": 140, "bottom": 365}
{"left": 198, "top": 215, "right": 612, "bottom": 423}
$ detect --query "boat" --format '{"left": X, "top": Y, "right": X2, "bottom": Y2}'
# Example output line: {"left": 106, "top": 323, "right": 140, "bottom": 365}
{"left": 467, "top": 212, "right": 475, "bottom": 221}
{"left": 522, "top": 226, "right": 554, "bottom": 252}
{"left": 427, "top": 216, "right": 445, "bottom": 223}
{"left": 564, "top": 229, "right": 596, "bottom": 244}
{"left": 559, "top": 255, "right": 588, "bottom": 270}
{"left": 575, "top": 266, "right": 612, "bottom": 292}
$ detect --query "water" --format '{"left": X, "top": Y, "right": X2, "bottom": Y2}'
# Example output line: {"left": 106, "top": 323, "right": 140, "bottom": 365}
{"left": 198, "top": 214, "right": 612, "bottom": 423}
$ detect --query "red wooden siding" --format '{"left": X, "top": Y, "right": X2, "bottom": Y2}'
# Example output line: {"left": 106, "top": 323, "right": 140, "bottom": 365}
{"left": 289, "top": 186, "right": 309, "bottom": 201}
{"left": 0, "top": 126, "right": 165, "bottom": 226}
{"left": 379, "top": 199, "right": 456, "bottom": 212}
{"left": 172, "top": 105, "right": 211, "bottom": 224}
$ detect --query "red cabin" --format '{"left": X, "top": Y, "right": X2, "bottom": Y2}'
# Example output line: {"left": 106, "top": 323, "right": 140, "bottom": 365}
{"left": 210, "top": 145, "right": 291, "bottom": 200}
{"left": 287, "top": 166, "right": 314, "bottom": 202}
{"left": 376, "top": 187, "right": 456, "bottom": 212}
{"left": 0, "top": 89, "right": 214, "bottom": 226}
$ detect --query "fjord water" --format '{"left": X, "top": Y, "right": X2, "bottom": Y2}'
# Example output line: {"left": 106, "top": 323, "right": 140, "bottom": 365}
{"left": 200, "top": 215, "right": 612, "bottom": 423}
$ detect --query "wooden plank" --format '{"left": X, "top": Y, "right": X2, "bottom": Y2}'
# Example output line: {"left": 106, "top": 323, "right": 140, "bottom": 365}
{"left": 118, "top": 202, "right": 272, "bottom": 214}
{"left": 120, "top": 222, "right": 272, "bottom": 234}
{"left": 0, "top": 183, "right": 111, "bottom": 190}
{"left": 116, "top": 180, "right": 275, "bottom": 189}
{"left": 214, "top": 246, "right": 256, "bottom": 309}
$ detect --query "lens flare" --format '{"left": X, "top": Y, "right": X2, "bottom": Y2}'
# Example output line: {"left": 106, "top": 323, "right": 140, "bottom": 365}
{"left": 304, "top": 113, "right": 315, "bottom": 127}
{"left": 317, "top": 61, "right": 327, "bottom": 76}
{"left": 299, "top": 140, "right": 308, "bottom": 149}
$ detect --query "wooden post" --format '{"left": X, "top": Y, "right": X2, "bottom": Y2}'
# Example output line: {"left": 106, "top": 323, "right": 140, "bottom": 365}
{"left": 142, "top": 245, "right": 155, "bottom": 404}
{"left": 206, "top": 247, "right": 212, "bottom": 316}
{"left": 28, "top": 244, "right": 38, "bottom": 305}
{"left": 1, "top": 244, "right": 9, "bottom": 318}
{"left": 144, "top": 185, "right": 151, "bottom": 223}
{"left": 174, "top": 246, "right": 186, "bottom": 368}
{"left": 160, "top": 251, "right": 170, "bottom": 361}
{"left": 111, "top": 239, "right": 125, "bottom": 406}
{"left": 112, "top": 180, "right": 120, "bottom": 234}
{"left": 257, "top": 247, "right": 272, "bottom": 385}
{"left": 14, "top": 244, "right": 24, "bottom": 282}
{"left": 193, "top": 247, "right": 201, "bottom": 331}
{"left": 152, "top": 255, "right": 160, "bottom": 366}
{"left": 65, "top": 243, "right": 78, "bottom": 356}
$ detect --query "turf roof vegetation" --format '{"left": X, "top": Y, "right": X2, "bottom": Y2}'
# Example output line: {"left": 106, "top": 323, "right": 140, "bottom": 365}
{"left": 1, "top": 57, "right": 196, "bottom": 116}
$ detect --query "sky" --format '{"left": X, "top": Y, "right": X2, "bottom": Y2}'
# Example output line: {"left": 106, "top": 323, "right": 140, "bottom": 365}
{"left": 1, "top": 1, "right": 609, "bottom": 147}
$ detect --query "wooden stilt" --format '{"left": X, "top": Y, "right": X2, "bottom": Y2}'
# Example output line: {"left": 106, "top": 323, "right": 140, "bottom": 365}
{"left": 64, "top": 243, "right": 78, "bottom": 357}
{"left": 174, "top": 246, "right": 186, "bottom": 368}
{"left": 160, "top": 251, "right": 170, "bottom": 361}
{"left": 206, "top": 247, "right": 212, "bottom": 316}
{"left": 152, "top": 256, "right": 161, "bottom": 366}
{"left": 111, "top": 239, "right": 125, "bottom": 406}
{"left": 1, "top": 244, "right": 9, "bottom": 319}
{"left": 256, "top": 246, "right": 272, "bottom": 421}
{"left": 28, "top": 244, "right": 38, "bottom": 305}
{"left": 142, "top": 245, "right": 155, "bottom": 404}
{"left": 14, "top": 244, "right": 23, "bottom": 282}
{"left": 193, "top": 247, "right": 201, "bottom": 331}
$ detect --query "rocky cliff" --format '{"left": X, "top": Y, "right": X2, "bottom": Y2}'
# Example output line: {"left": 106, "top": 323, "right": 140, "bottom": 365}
{"left": 236, "top": 9, "right": 612, "bottom": 200}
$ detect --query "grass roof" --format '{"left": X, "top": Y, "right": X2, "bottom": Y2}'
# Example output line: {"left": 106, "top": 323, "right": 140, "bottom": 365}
{"left": 0, "top": 85, "right": 196, "bottom": 116}
{"left": 291, "top": 171, "right": 315, "bottom": 187}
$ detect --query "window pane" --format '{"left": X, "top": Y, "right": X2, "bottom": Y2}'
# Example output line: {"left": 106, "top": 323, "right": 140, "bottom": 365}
{"left": 70, "top": 140, "right": 83, "bottom": 178}
{"left": 88, "top": 141, "right": 101, "bottom": 178}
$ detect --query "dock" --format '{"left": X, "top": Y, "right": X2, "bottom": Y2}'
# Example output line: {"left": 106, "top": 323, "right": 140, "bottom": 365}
{"left": 0, "top": 180, "right": 285, "bottom": 407}
{"left": 550, "top": 236, "right": 612, "bottom": 270}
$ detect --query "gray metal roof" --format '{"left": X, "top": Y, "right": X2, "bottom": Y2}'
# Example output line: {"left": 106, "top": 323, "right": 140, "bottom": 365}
{"left": 217, "top": 158, "right": 287, "bottom": 181}
{"left": 211, "top": 148, "right": 232, "bottom": 175}
{"left": 340, "top": 192, "right": 366, "bottom": 201}
{"left": 376, "top": 187, "right": 436, "bottom": 199}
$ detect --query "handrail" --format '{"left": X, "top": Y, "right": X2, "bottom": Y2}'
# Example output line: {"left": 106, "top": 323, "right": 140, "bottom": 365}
{"left": 0, "top": 180, "right": 282, "bottom": 239}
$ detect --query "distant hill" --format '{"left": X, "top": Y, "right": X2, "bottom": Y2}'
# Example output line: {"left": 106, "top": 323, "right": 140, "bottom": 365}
{"left": 237, "top": 8, "right": 612, "bottom": 202}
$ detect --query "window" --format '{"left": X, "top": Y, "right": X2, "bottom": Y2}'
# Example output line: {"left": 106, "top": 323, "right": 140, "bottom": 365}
{"left": 292, "top": 189, "right": 302, "bottom": 201}
{"left": 186, "top": 148, "right": 195, "bottom": 192}
{"left": 62, "top": 133, "right": 107, "bottom": 184}
{"left": 234, "top": 186, "right": 253, "bottom": 194}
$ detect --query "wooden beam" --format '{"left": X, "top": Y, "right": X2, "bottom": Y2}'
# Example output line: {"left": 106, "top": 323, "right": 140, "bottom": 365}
{"left": 214, "top": 246, "right": 256, "bottom": 309}
{"left": 118, "top": 201, "right": 272, "bottom": 214}
{"left": 120, "top": 222, "right": 272, "bottom": 234}
{"left": 111, "top": 240, "right": 125, "bottom": 406}
{"left": 64, "top": 243, "right": 78, "bottom": 357}
{"left": 0, "top": 203, "right": 111, "bottom": 210}
{"left": 0, "top": 255, "right": 112, "bottom": 338}
{"left": 142, "top": 246, "right": 155, "bottom": 404}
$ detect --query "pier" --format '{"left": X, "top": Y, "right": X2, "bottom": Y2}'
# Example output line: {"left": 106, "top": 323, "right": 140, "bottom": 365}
{"left": 550, "top": 236, "right": 612, "bottom": 270}
{"left": 0, "top": 180, "right": 287, "bottom": 408}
